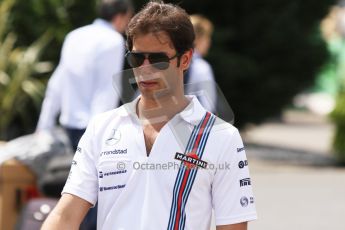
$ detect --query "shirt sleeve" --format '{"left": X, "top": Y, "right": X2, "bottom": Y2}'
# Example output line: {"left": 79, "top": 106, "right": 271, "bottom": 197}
{"left": 212, "top": 129, "right": 257, "bottom": 225}
{"left": 62, "top": 117, "right": 98, "bottom": 205}
{"left": 36, "top": 65, "right": 63, "bottom": 131}
{"left": 90, "top": 38, "right": 125, "bottom": 115}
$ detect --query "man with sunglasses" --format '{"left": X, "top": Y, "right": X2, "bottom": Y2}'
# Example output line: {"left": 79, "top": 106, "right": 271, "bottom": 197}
{"left": 42, "top": 2, "right": 257, "bottom": 230}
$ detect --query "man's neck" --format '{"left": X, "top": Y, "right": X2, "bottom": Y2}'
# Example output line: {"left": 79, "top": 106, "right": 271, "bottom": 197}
{"left": 137, "top": 94, "right": 189, "bottom": 128}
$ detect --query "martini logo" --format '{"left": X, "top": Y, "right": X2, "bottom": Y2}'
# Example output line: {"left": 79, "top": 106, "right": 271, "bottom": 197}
{"left": 175, "top": 152, "right": 208, "bottom": 169}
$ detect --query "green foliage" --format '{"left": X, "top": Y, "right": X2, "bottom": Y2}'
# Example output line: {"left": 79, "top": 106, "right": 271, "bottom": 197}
{"left": 10, "top": 0, "right": 97, "bottom": 63}
{"left": 167, "top": 0, "right": 335, "bottom": 127}
{"left": 0, "top": 0, "right": 53, "bottom": 140}
{"left": 0, "top": 0, "right": 97, "bottom": 140}
{"left": 331, "top": 92, "right": 345, "bottom": 163}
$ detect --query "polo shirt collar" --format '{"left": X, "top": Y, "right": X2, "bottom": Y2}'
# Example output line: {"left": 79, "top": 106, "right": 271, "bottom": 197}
{"left": 179, "top": 95, "right": 207, "bottom": 125}
{"left": 118, "top": 95, "right": 207, "bottom": 126}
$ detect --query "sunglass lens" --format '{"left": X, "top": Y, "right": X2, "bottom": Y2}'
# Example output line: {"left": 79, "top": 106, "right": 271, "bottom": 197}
{"left": 153, "top": 63, "right": 169, "bottom": 70}
{"left": 148, "top": 53, "right": 170, "bottom": 70}
{"left": 126, "top": 53, "right": 145, "bottom": 68}
{"left": 126, "top": 52, "right": 172, "bottom": 70}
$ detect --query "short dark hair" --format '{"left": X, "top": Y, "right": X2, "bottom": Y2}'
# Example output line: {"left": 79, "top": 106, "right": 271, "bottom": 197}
{"left": 126, "top": 1, "right": 195, "bottom": 55}
{"left": 98, "top": 0, "right": 132, "bottom": 21}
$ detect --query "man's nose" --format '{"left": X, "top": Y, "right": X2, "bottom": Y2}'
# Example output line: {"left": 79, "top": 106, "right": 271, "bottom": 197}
{"left": 142, "top": 57, "right": 151, "bottom": 66}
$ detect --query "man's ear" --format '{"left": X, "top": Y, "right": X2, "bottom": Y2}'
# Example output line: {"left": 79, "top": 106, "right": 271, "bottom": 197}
{"left": 180, "top": 49, "right": 193, "bottom": 71}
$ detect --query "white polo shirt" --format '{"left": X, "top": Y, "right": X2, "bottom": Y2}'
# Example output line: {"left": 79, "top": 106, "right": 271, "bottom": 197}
{"left": 63, "top": 96, "right": 257, "bottom": 230}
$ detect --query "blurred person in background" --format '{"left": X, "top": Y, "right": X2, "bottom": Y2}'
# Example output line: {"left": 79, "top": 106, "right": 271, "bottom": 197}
{"left": 296, "top": 4, "right": 345, "bottom": 115}
{"left": 36, "top": 0, "right": 133, "bottom": 151}
{"left": 184, "top": 14, "right": 217, "bottom": 113}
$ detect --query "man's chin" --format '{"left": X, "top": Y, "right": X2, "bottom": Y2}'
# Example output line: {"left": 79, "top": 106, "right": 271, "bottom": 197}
{"left": 139, "top": 88, "right": 171, "bottom": 100}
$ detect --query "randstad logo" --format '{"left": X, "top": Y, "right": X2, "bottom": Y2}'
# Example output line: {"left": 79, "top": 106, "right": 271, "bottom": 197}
{"left": 100, "top": 149, "right": 127, "bottom": 157}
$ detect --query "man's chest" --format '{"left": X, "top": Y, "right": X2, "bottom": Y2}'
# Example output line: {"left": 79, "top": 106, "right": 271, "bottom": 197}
{"left": 97, "top": 123, "right": 216, "bottom": 187}
{"left": 96, "top": 122, "right": 221, "bottom": 230}
{"left": 142, "top": 125, "right": 159, "bottom": 156}
{"left": 97, "top": 125, "right": 184, "bottom": 175}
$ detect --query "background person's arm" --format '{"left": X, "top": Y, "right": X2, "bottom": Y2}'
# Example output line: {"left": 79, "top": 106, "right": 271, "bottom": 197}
{"left": 36, "top": 65, "right": 63, "bottom": 131}
{"left": 217, "top": 222, "right": 247, "bottom": 230}
{"left": 41, "top": 193, "right": 92, "bottom": 230}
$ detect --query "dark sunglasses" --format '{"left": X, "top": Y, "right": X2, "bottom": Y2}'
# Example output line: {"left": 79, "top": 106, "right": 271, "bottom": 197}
{"left": 125, "top": 52, "right": 179, "bottom": 70}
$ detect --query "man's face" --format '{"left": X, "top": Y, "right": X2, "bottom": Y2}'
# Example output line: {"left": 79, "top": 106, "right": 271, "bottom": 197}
{"left": 131, "top": 32, "right": 191, "bottom": 100}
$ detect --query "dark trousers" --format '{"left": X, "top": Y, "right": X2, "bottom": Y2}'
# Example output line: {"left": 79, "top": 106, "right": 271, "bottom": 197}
{"left": 63, "top": 127, "right": 86, "bottom": 152}
{"left": 63, "top": 126, "right": 97, "bottom": 230}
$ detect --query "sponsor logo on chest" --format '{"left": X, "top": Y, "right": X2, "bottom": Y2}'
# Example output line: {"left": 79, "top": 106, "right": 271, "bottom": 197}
{"left": 105, "top": 129, "right": 121, "bottom": 146}
{"left": 100, "top": 149, "right": 128, "bottom": 157}
{"left": 174, "top": 152, "right": 208, "bottom": 169}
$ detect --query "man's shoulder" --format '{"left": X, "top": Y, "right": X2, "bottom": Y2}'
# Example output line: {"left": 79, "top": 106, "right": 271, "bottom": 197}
{"left": 66, "top": 23, "right": 123, "bottom": 46}
{"left": 92, "top": 104, "right": 129, "bottom": 125}
{"left": 86, "top": 101, "right": 137, "bottom": 141}
{"left": 65, "top": 24, "right": 93, "bottom": 38}
{"left": 211, "top": 115, "right": 239, "bottom": 139}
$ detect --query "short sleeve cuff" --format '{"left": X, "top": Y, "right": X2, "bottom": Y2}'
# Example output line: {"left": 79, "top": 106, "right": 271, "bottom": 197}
{"left": 62, "top": 185, "right": 97, "bottom": 207}
{"left": 215, "top": 212, "right": 258, "bottom": 226}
